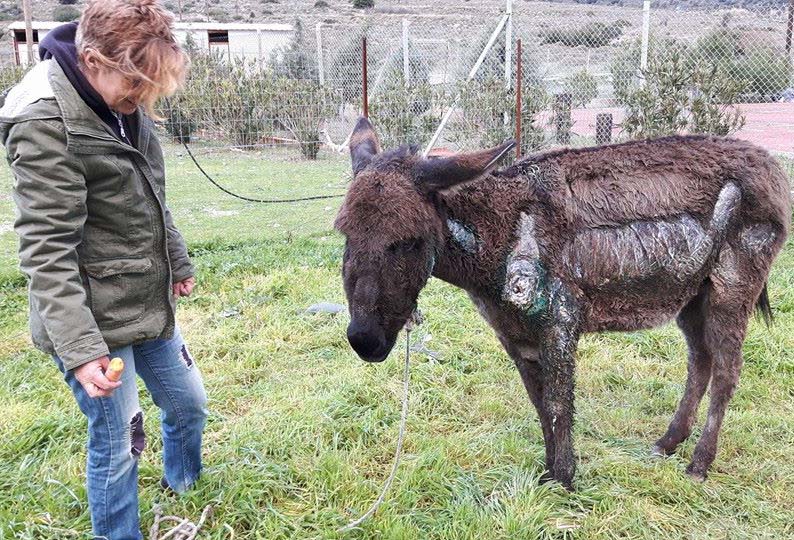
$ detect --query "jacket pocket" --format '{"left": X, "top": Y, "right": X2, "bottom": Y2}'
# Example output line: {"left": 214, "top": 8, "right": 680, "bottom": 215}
{"left": 83, "top": 257, "right": 153, "bottom": 329}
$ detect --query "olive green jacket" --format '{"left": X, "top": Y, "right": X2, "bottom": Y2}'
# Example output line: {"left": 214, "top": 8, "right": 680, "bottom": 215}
{"left": 0, "top": 60, "right": 194, "bottom": 371}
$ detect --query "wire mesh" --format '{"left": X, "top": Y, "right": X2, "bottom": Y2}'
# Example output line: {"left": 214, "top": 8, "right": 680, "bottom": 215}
{"left": 1, "top": 2, "right": 793, "bottom": 255}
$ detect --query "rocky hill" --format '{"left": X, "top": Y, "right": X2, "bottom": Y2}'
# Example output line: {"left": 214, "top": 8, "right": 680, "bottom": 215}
{"left": 1, "top": 0, "right": 789, "bottom": 28}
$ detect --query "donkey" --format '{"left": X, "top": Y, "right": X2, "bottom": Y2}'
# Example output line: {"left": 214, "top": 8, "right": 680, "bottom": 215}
{"left": 335, "top": 117, "right": 790, "bottom": 489}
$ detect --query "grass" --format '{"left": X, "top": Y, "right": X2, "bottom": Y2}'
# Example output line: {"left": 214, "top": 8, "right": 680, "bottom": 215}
{"left": 0, "top": 142, "right": 793, "bottom": 539}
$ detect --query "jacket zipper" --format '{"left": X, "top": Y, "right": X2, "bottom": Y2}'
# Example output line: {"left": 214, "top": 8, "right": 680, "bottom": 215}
{"left": 114, "top": 112, "right": 126, "bottom": 139}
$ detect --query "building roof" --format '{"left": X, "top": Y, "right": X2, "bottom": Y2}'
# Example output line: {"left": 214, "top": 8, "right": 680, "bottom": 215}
{"left": 7, "top": 21, "right": 293, "bottom": 32}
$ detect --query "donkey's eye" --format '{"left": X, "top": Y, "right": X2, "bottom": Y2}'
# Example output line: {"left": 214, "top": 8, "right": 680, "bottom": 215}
{"left": 388, "top": 238, "right": 424, "bottom": 254}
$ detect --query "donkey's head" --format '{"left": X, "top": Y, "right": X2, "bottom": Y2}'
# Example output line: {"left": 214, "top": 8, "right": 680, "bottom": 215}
{"left": 335, "top": 117, "right": 514, "bottom": 362}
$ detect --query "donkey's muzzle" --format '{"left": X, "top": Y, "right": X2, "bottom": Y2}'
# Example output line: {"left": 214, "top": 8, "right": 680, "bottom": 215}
{"left": 347, "top": 319, "right": 389, "bottom": 362}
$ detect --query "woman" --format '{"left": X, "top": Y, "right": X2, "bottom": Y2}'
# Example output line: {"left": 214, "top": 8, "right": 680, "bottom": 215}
{"left": 0, "top": 1, "right": 207, "bottom": 538}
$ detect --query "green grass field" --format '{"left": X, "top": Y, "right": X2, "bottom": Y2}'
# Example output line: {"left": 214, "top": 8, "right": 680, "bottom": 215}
{"left": 1, "top": 144, "right": 792, "bottom": 539}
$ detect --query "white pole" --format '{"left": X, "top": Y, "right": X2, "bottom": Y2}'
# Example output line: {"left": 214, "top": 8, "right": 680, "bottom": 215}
{"left": 316, "top": 23, "right": 325, "bottom": 85}
{"left": 403, "top": 18, "right": 410, "bottom": 87}
{"left": 256, "top": 28, "right": 262, "bottom": 65}
{"left": 640, "top": 0, "right": 651, "bottom": 72}
{"left": 504, "top": 0, "right": 513, "bottom": 128}
{"left": 423, "top": 13, "right": 510, "bottom": 156}
{"left": 504, "top": 0, "right": 513, "bottom": 88}
{"left": 22, "top": 0, "right": 34, "bottom": 66}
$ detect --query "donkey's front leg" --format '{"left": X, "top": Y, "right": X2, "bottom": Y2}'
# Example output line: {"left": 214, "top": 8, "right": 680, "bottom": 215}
{"left": 540, "top": 285, "right": 580, "bottom": 490}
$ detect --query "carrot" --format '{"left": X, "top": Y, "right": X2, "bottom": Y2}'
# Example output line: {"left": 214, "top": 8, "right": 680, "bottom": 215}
{"left": 106, "top": 357, "right": 125, "bottom": 382}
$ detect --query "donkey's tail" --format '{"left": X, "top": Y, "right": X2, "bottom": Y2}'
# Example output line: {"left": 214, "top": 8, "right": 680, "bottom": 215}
{"left": 755, "top": 282, "right": 774, "bottom": 327}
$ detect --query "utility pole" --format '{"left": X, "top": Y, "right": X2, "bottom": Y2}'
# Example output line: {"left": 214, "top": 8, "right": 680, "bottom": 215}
{"left": 22, "top": 0, "right": 35, "bottom": 66}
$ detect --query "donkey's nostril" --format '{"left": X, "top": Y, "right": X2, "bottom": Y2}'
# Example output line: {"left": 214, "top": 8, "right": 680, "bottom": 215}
{"left": 347, "top": 320, "right": 386, "bottom": 361}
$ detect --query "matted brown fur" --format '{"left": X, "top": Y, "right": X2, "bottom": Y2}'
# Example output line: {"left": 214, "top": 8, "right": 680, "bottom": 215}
{"left": 336, "top": 117, "right": 791, "bottom": 488}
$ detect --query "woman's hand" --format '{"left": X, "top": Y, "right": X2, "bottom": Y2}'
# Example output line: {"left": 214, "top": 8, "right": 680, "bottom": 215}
{"left": 74, "top": 356, "right": 122, "bottom": 398}
{"left": 172, "top": 277, "right": 196, "bottom": 298}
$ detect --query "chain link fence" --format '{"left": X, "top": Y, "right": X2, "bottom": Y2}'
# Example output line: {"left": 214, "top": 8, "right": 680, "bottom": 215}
{"left": 4, "top": 3, "right": 793, "bottom": 155}
{"left": 1, "top": 1, "right": 793, "bottom": 249}
{"left": 149, "top": 2, "right": 794, "bottom": 157}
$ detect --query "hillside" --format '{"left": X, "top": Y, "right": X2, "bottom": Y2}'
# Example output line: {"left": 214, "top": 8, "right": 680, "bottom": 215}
{"left": 0, "top": 0, "right": 789, "bottom": 28}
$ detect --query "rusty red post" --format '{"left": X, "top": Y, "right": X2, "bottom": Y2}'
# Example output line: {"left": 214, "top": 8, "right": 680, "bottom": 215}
{"left": 362, "top": 37, "right": 369, "bottom": 118}
{"left": 515, "top": 39, "right": 522, "bottom": 159}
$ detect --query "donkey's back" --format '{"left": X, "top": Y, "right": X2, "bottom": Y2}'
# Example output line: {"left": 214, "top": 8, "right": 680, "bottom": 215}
{"left": 517, "top": 135, "right": 791, "bottom": 333}
{"left": 533, "top": 135, "right": 790, "bottom": 231}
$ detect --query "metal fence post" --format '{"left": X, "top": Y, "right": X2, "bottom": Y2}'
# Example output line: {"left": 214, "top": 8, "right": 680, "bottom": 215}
{"left": 256, "top": 29, "right": 262, "bottom": 65}
{"left": 22, "top": 0, "right": 34, "bottom": 66}
{"left": 640, "top": 0, "right": 652, "bottom": 78}
{"left": 515, "top": 38, "right": 522, "bottom": 158}
{"left": 504, "top": 0, "right": 512, "bottom": 88}
{"left": 403, "top": 18, "right": 410, "bottom": 86}
{"left": 362, "top": 37, "right": 368, "bottom": 118}
{"left": 316, "top": 23, "right": 325, "bottom": 86}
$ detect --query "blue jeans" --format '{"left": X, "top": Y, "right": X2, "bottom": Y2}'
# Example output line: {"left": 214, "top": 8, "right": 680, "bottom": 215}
{"left": 55, "top": 328, "right": 208, "bottom": 540}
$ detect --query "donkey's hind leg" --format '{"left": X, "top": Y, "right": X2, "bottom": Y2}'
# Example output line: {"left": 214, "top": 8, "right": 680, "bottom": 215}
{"left": 686, "top": 236, "right": 775, "bottom": 480}
{"left": 653, "top": 288, "right": 713, "bottom": 456}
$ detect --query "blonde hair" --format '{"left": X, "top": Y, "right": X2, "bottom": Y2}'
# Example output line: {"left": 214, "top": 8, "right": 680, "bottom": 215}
{"left": 76, "top": 0, "right": 188, "bottom": 118}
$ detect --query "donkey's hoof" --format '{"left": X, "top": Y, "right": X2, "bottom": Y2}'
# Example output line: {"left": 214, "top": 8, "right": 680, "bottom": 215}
{"left": 651, "top": 445, "right": 671, "bottom": 457}
{"left": 685, "top": 464, "right": 707, "bottom": 483}
{"left": 538, "top": 471, "right": 574, "bottom": 491}
{"left": 539, "top": 470, "right": 554, "bottom": 485}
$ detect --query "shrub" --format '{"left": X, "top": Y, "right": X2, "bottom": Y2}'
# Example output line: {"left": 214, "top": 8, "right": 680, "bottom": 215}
{"left": 177, "top": 41, "right": 338, "bottom": 158}
{"left": 0, "top": 0, "right": 21, "bottom": 21}
{"left": 270, "top": 19, "right": 319, "bottom": 82}
{"left": 369, "top": 76, "right": 441, "bottom": 149}
{"left": 564, "top": 69, "right": 599, "bottom": 107}
{"left": 453, "top": 77, "right": 548, "bottom": 158}
{"left": 451, "top": 33, "right": 547, "bottom": 156}
{"left": 692, "top": 29, "right": 792, "bottom": 102}
{"left": 456, "top": 27, "right": 543, "bottom": 85}
{"left": 541, "top": 21, "right": 628, "bottom": 48}
{"left": 218, "top": 62, "right": 276, "bottom": 147}
{"left": 208, "top": 8, "right": 229, "bottom": 22}
{"left": 272, "top": 79, "right": 338, "bottom": 159}
{"left": 353, "top": 0, "right": 374, "bottom": 8}
{"left": 160, "top": 97, "right": 196, "bottom": 144}
{"left": 611, "top": 37, "right": 746, "bottom": 138}
{"left": 59, "top": 0, "right": 78, "bottom": 5}
{"left": 52, "top": 5, "right": 81, "bottom": 22}
{"left": 376, "top": 37, "right": 432, "bottom": 91}
{"left": 730, "top": 49, "right": 792, "bottom": 102}
{"left": 178, "top": 51, "right": 275, "bottom": 148}
{"left": 0, "top": 65, "right": 28, "bottom": 93}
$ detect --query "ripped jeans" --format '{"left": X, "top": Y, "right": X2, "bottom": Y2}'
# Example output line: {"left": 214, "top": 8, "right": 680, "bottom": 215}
{"left": 54, "top": 327, "right": 208, "bottom": 540}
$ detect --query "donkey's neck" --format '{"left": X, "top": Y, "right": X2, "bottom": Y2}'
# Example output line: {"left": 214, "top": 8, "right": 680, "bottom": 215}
{"left": 430, "top": 172, "right": 534, "bottom": 294}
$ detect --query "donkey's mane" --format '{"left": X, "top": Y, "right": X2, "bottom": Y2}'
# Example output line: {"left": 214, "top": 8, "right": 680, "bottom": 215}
{"left": 502, "top": 134, "right": 715, "bottom": 173}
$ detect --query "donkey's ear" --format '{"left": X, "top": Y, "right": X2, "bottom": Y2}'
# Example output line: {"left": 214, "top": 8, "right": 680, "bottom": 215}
{"left": 349, "top": 117, "right": 381, "bottom": 176}
{"left": 414, "top": 140, "right": 516, "bottom": 192}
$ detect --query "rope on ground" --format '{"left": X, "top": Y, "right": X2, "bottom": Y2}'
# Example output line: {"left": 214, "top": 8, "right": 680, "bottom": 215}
{"left": 337, "top": 312, "right": 421, "bottom": 533}
{"left": 149, "top": 504, "right": 213, "bottom": 540}
{"left": 182, "top": 142, "right": 345, "bottom": 204}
